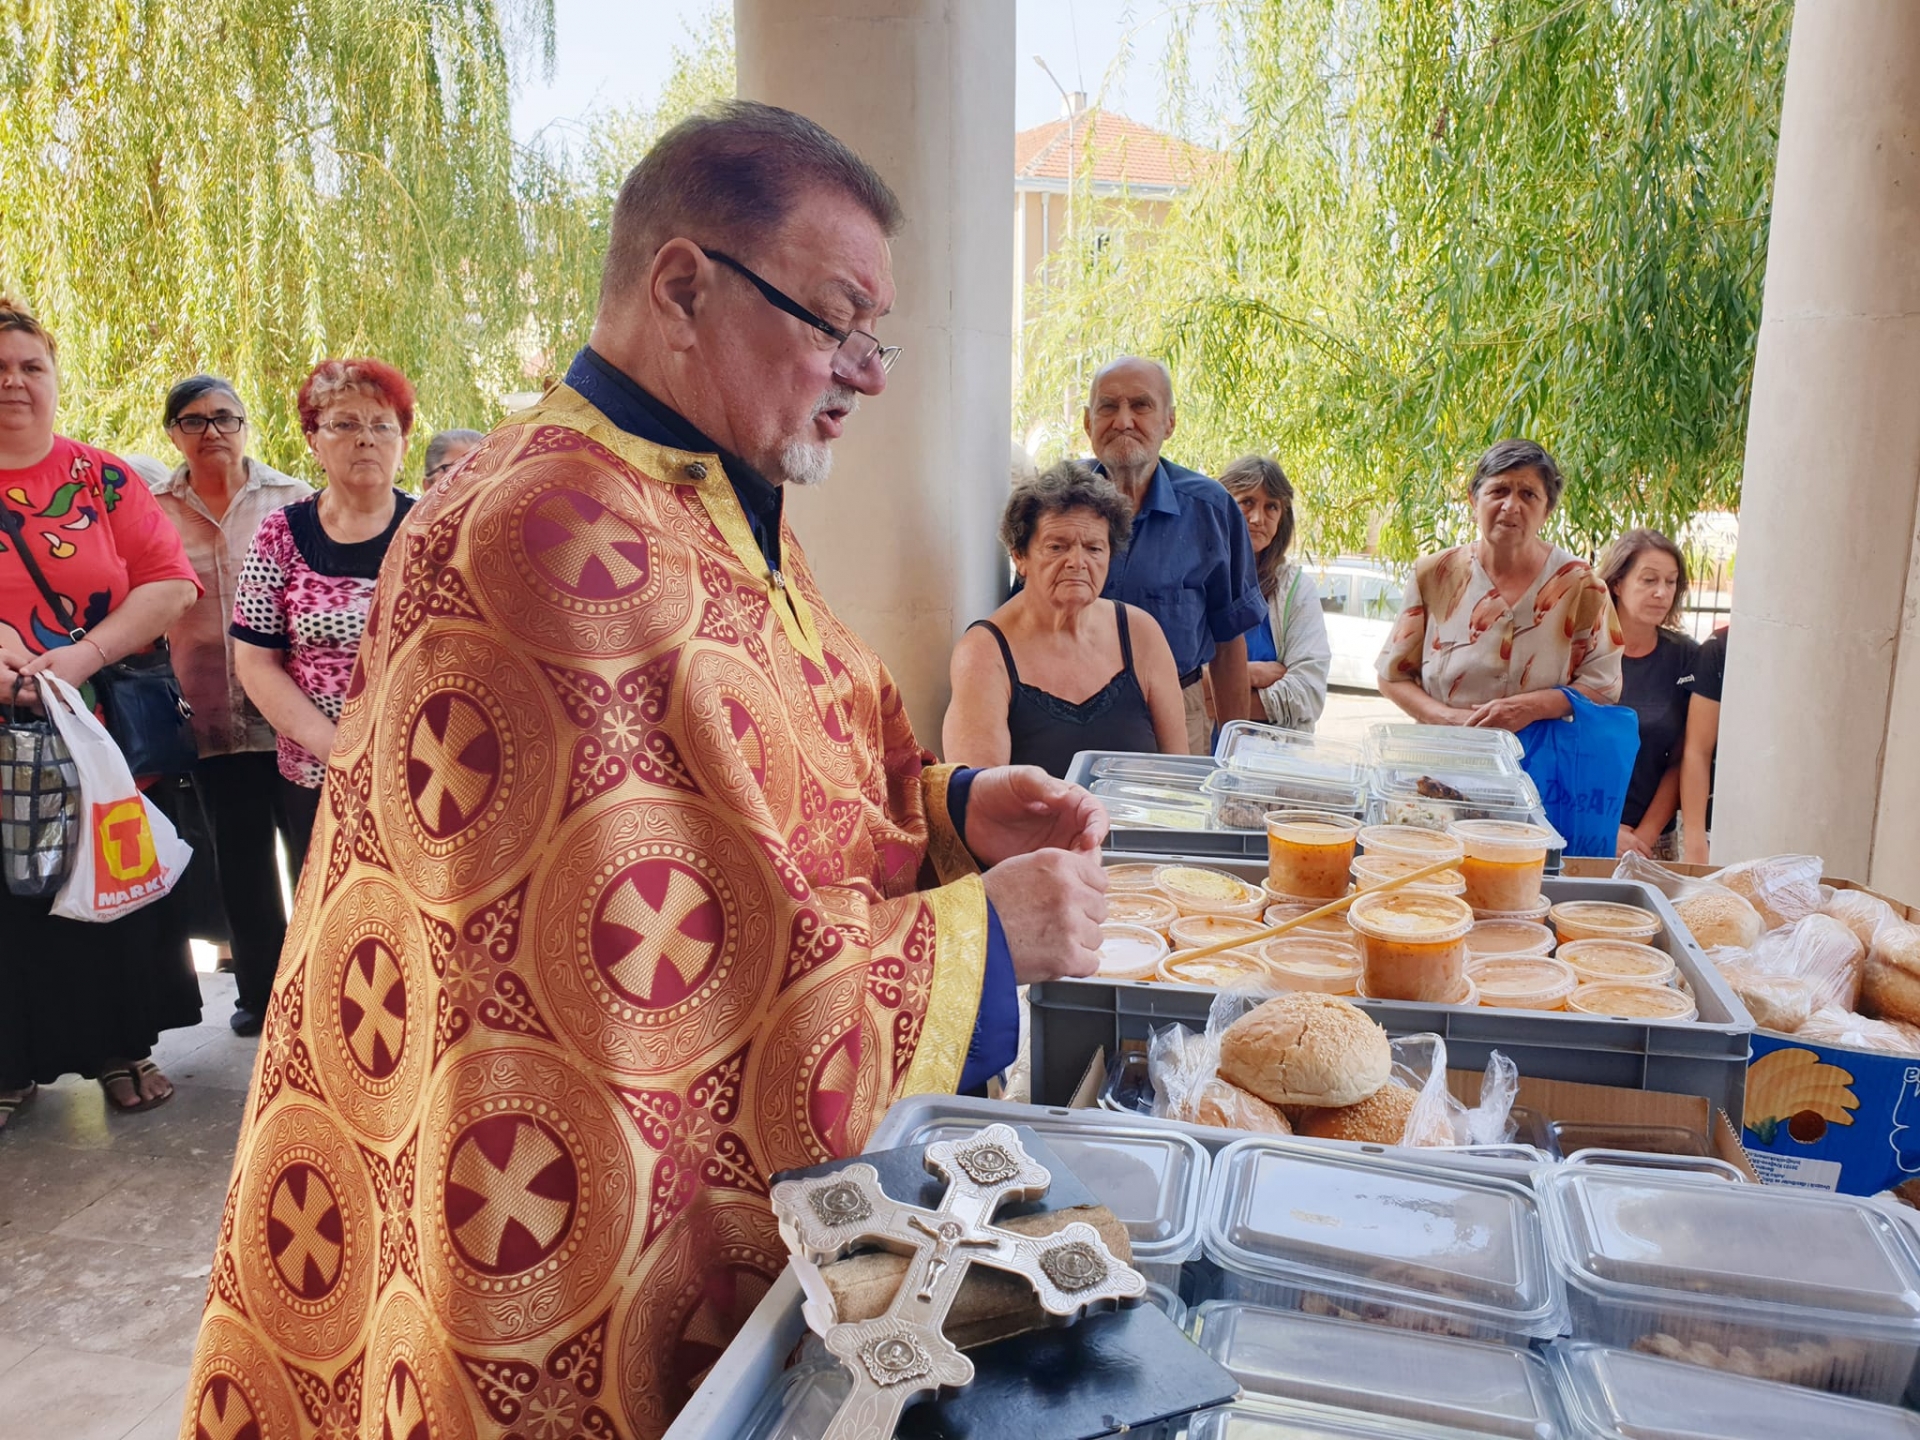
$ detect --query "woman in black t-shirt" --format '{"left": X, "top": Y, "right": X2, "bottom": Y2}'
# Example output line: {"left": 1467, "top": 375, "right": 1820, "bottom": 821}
{"left": 1600, "top": 529, "right": 1699, "bottom": 859}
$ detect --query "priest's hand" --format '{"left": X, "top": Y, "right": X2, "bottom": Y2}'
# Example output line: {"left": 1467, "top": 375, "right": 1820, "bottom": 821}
{"left": 982, "top": 849, "right": 1108, "bottom": 984}
{"left": 964, "top": 765, "right": 1108, "bottom": 865}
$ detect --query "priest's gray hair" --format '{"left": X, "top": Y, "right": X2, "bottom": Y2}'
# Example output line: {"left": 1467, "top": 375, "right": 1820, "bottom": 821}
{"left": 599, "top": 100, "right": 903, "bottom": 309}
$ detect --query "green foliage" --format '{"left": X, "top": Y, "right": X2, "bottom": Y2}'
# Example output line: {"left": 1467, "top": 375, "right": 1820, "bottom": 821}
{"left": 0, "top": 0, "right": 732, "bottom": 486}
{"left": 1017, "top": 0, "right": 1792, "bottom": 559}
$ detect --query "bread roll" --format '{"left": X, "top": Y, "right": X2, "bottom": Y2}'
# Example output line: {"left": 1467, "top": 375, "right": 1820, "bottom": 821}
{"left": 1675, "top": 889, "right": 1763, "bottom": 950}
{"left": 1194, "top": 1079, "right": 1293, "bottom": 1134}
{"left": 1863, "top": 922, "right": 1920, "bottom": 1028}
{"left": 1825, "top": 890, "right": 1899, "bottom": 950}
{"left": 1711, "top": 856, "right": 1824, "bottom": 931}
{"left": 1715, "top": 959, "right": 1814, "bottom": 1033}
{"left": 1297, "top": 1083, "right": 1417, "bottom": 1145}
{"left": 1218, "top": 993, "right": 1392, "bottom": 1108}
{"left": 1797, "top": 1004, "right": 1920, "bottom": 1057}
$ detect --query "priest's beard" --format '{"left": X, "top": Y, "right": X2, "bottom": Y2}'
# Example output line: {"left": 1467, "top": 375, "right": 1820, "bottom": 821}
{"left": 774, "top": 385, "right": 860, "bottom": 487}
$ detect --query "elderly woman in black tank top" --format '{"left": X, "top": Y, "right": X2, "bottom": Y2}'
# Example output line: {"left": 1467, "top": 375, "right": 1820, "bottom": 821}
{"left": 944, "top": 461, "right": 1187, "bottom": 776}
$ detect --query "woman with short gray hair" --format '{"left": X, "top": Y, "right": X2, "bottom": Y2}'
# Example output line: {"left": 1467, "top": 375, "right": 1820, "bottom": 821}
{"left": 1377, "top": 439, "right": 1623, "bottom": 730}
{"left": 945, "top": 460, "right": 1188, "bottom": 774}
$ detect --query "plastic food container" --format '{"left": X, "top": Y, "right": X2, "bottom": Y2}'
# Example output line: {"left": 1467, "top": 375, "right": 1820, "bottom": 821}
{"left": 1550, "top": 900, "right": 1662, "bottom": 946}
{"left": 1192, "top": 1302, "right": 1566, "bottom": 1440}
{"left": 1346, "top": 889, "right": 1475, "bottom": 1003}
{"left": 1568, "top": 982, "right": 1696, "bottom": 1023}
{"left": 1467, "top": 919, "right": 1557, "bottom": 961}
{"left": 1097, "top": 794, "right": 1211, "bottom": 830}
{"left": 1356, "top": 823, "right": 1466, "bottom": 864}
{"left": 1537, "top": 1168, "right": 1920, "bottom": 1403}
{"left": 1106, "top": 890, "right": 1179, "bottom": 933}
{"left": 1450, "top": 820, "right": 1558, "bottom": 913}
{"left": 1155, "top": 864, "right": 1267, "bottom": 917}
{"left": 1351, "top": 852, "right": 1468, "bottom": 897}
{"left": 1144, "top": 1280, "right": 1188, "bottom": 1331}
{"left": 1217, "top": 720, "right": 1365, "bottom": 778}
{"left": 1200, "top": 1138, "right": 1566, "bottom": 1345}
{"left": 1372, "top": 767, "right": 1544, "bottom": 832}
{"left": 1469, "top": 955, "right": 1578, "bottom": 1011}
{"left": 1088, "top": 753, "right": 1219, "bottom": 786}
{"left": 1168, "top": 913, "right": 1271, "bottom": 953}
{"left": 1096, "top": 922, "right": 1170, "bottom": 981}
{"left": 1105, "top": 861, "right": 1166, "bottom": 892}
{"left": 1186, "top": 1404, "right": 1474, "bottom": 1440}
{"left": 1549, "top": 1341, "right": 1920, "bottom": 1440}
{"left": 1365, "top": 721, "right": 1525, "bottom": 763}
{"left": 1255, "top": 936, "right": 1363, "bottom": 995}
{"left": 1158, "top": 947, "right": 1274, "bottom": 991}
{"left": 1557, "top": 939, "right": 1676, "bottom": 988}
{"left": 1204, "top": 767, "right": 1365, "bottom": 830}
{"left": 916, "top": 1116, "right": 1209, "bottom": 1289}
{"left": 1265, "top": 811, "right": 1365, "bottom": 900}
{"left": 1474, "top": 897, "right": 1553, "bottom": 924}
{"left": 1262, "top": 902, "right": 1357, "bottom": 940}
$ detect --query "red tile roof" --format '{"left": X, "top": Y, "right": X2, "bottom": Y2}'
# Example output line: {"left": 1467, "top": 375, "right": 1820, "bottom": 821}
{"left": 1014, "top": 108, "right": 1212, "bottom": 190}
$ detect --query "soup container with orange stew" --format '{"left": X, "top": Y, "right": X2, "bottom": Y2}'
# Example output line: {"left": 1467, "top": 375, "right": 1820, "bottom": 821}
{"left": 1106, "top": 890, "right": 1179, "bottom": 933}
{"left": 1095, "top": 923, "right": 1170, "bottom": 981}
{"left": 1262, "top": 902, "right": 1357, "bottom": 941}
{"left": 1447, "top": 820, "right": 1558, "bottom": 913}
{"left": 1473, "top": 897, "right": 1552, "bottom": 924}
{"left": 1157, "top": 947, "right": 1274, "bottom": 990}
{"left": 1350, "top": 853, "right": 1468, "bottom": 897}
{"left": 1104, "top": 862, "right": 1166, "bottom": 893}
{"left": 1465, "top": 919, "right": 1557, "bottom": 962}
{"left": 1468, "top": 954, "right": 1578, "bottom": 1010}
{"left": 1557, "top": 938, "right": 1676, "bottom": 988}
{"left": 1257, "top": 936, "right": 1363, "bottom": 994}
{"left": 1154, "top": 864, "right": 1267, "bottom": 918}
{"left": 1167, "top": 914, "right": 1270, "bottom": 953}
{"left": 1346, "top": 889, "right": 1475, "bottom": 1003}
{"left": 1549, "top": 900, "right": 1662, "bottom": 947}
{"left": 1264, "top": 810, "right": 1364, "bottom": 901}
{"left": 1568, "top": 981, "right": 1697, "bottom": 1023}
{"left": 1355, "top": 824, "right": 1465, "bottom": 865}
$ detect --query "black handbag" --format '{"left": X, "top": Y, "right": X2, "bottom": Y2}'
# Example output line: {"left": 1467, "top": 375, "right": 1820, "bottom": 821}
{"left": 0, "top": 500, "right": 200, "bottom": 776}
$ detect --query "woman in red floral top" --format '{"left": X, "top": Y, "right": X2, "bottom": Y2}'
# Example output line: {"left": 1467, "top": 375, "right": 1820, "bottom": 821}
{"left": 0, "top": 299, "right": 202, "bottom": 1128}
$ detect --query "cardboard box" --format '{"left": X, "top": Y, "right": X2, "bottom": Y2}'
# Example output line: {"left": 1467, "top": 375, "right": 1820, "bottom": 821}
{"left": 1563, "top": 857, "right": 1920, "bottom": 1195}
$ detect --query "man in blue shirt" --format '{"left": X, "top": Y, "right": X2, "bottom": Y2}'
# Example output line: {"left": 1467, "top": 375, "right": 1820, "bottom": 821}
{"left": 1085, "top": 356, "right": 1265, "bottom": 754}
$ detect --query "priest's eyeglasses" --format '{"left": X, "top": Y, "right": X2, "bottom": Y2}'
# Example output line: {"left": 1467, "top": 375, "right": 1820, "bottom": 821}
{"left": 702, "top": 248, "right": 901, "bottom": 381}
{"left": 170, "top": 412, "right": 246, "bottom": 435}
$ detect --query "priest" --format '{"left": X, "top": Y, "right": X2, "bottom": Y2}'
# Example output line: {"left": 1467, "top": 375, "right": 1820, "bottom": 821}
{"left": 180, "top": 101, "right": 1109, "bottom": 1440}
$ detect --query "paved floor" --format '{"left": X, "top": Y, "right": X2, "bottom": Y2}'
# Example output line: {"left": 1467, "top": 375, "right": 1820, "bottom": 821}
{"left": 0, "top": 968, "right": 251, "bottom": 1440}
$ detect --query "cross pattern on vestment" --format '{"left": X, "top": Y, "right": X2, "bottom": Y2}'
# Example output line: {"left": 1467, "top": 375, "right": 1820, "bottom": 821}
{"left": 598, "top": 866, "right": 716, "bottom": 1002}
{"left": 409, "top": 697, "right": 493, "bottom": 826}
{"left": 270, "top": 1168, "right": 342, "bottom": 1296}
{"left": 770, "top": 1124, "right": 1144, "bottom": 1440}
{"left": 342, "top": 941, "right": 405, "bottom": 1075}
{"left": 530, "top": 495, "right": 646, "bottom": 590}
{"left": 447, "top": 1120, "right": 572, "bottom": 1266}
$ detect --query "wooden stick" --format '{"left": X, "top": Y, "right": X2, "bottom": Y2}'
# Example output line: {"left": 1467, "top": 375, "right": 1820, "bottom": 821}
{"left": 1167, "top": 854, "right": 1462, "bottom": 965}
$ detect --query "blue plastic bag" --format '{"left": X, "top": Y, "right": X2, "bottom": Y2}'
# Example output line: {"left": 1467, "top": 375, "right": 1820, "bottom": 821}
{"left": 1515, "top": 688, "right": 1641, "bottom": 858}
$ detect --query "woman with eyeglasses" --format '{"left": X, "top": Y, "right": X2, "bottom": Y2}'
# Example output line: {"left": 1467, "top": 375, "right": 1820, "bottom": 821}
{"left": 152, "top": 375, "right": 311, "bottom": 1035}
{"left": 231, "top": 358, "right": 416, "bottom": 897}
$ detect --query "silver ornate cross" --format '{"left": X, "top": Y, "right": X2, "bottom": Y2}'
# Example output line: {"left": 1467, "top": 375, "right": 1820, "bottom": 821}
{"left": 771, "top": 1123, "right": 1146, "bottom": 1440}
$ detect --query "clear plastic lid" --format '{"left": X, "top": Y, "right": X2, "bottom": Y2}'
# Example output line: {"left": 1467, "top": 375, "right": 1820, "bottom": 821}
{"left": 1357, "top": 824, "right": 1467, "bottom": 862}
{"left": 1549, "top": 901, "right": 1662, "bottom": 944}
{"left": 1374, "top": 764, "right": 1542, "bottom": 811}
{"left": 1204, "top": 764, "right": 1368, "bottom": 820}
{"left": 1095, "top": 795, "right": 1212, "bottom": 830}
{"left": 1087, "top": 752, "right": 1220, "bottom": 785}
{"left": 1263, "top": 901, "right": 1359, "bottom": 940}
{"left": 1366, "top": 722, "right": 1525, "bottom": 763}
{"left": 1470, "top": 955, "right": 1578, "bottom": 1010}
{"left": 1159, "top": 947, "right": 1274, "bottom": 990}
{"left": 1538, "top": 1169, "right": 1920, "bottom": 1333}
{"left": 1474, "top": 898, "right": 1553, "bottom": 924}
{"left": 1105, "top": 861, "right": 1167, "bottom": 891}
{"left": 1168, "top": 913, "right": 1271, "bottom": 951}
{"left": 1203, "top": 1138, "right": 1564, "bottom": 1339}
{"left": 1193, "top": 1302, "right": 1564, "bottom": 1440}
{"left": 1188, "top": 1404, "right": 1493, "bottom": 1440}
{"left": 1089, "top": 776, "right": 1213, "bottom": 805}
{"left": 1155, "top": 864, "right": 1267, "bottom": 915}
{"left": 1466, "top": 920, "right": 1557, "bottom": 960}
{"left": 1106, "top": 890, "right": 1179, "bottom": 931}
{"left": 1217, "top": 720, "right": 1365, "bottom": 778}
{"left": 1566, "top": 982, "right": 1694, "bottom": 1022}
{"left": 1351, "top": 853, "right": 1468, "bottom": 896}
{"left": 1347, "top": 888, "right": 1476, "bottom": 945}
{"left": 1096, "top": 922, "right": 1170, "bottom": 980}
{"left": 1550, "top": 1341, "right": 1920, "bottom": 1440}
{"left": 739, "top": 1362, "right": 847, "bottom": 1440}
{"left": 1449, "top": 819, "right": 1562, "bottom": 862}
{"left": 1556, "top": 939, "right": 1675, "bottom": 987}
{"left": 1258, "top": 937, "right": 1364, "bottom": 994}
{"left": 912, "top": 1116, "right": 1209, "bottom": 1264}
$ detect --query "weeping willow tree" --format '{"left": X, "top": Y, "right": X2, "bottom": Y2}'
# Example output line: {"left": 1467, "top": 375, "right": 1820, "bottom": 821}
{"left": 1019, "top": 0, "right": 1792, "bottom": 557}
{"left": 0, "top": 0, "right": 586, "bottom": 479}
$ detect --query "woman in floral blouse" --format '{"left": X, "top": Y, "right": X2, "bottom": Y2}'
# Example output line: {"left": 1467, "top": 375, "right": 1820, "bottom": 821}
{"left": 1376, "top": 440, "right": 1623, "bottom": 731}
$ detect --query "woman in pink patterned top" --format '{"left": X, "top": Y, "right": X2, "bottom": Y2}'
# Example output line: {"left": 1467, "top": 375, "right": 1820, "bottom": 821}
{"left": 231, "top": 359, "right": 416, "bottom": 897}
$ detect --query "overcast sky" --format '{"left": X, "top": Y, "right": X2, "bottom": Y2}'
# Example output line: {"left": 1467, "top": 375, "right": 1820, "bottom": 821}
{"left": 510, "top": 0, "right": 1227, "bottom": 147}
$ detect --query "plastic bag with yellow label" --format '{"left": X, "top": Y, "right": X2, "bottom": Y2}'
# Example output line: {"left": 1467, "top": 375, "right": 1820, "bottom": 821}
{"left": 40, "top": 675, "right": 191, "bottom": 922}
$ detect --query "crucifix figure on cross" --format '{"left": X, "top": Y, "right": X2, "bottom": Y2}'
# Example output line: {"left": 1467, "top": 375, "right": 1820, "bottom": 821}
{"left": 770, "top": 1123, "right": 1146, "bottom": 1440}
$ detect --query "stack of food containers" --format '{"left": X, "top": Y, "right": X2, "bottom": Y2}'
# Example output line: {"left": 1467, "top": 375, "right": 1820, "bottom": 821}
{"left": 1197, "top": 1137, "right": 1567, "bottom": 1346}
{"left": 1535, "top": 1166, "right": 1920, "bottom": 1403}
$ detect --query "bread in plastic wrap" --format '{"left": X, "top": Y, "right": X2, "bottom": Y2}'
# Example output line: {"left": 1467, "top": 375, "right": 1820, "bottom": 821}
{"left": 1296, "top": 1083, "right": 1418, "bottom": 1144}
{"left": 1795, "top": 1004, "right": 1920, "bottom": 1057}
{"left": 1823, "top": 888, "right": 1900, "bottom": 950}
{"left": 1147, "top": 1017, "right": 1294, "bottom": 1134}
{"left": 1862, "top": 921, "right": 1920, "bottom": 1028}
{"left": 1674, "top": 887, "right": 1764, "bottom": 950}
{"left": 1708, "top": 854, "right": 1826, "bottom": 930}
{"left": 1218, "top": 992, "right": 1393, "bottom": 1107}
{"left": 1709, "top": 950, "right": 1814, "bottom": 1033}
{"left": 1738, "top": 913, "right": 1866, "bottom": 1013}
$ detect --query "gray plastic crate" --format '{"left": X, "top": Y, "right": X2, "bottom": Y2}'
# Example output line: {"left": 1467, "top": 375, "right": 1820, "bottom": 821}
{"left": 1032, "top": 868, "right": 1754, "bottom": 1120}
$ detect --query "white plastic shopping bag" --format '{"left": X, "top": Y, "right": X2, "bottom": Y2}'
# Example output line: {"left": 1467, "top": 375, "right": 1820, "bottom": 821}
{"left": 41, "top": 675, "right": 191, "bottom": 921}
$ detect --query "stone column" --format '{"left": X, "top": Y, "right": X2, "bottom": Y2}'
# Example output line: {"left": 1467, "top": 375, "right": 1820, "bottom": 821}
{"left": 735, "top": 0, "right": 1015, "bottom": 745}
{"left": 1715, "top": 1, "right": 1920, "bottom": 897}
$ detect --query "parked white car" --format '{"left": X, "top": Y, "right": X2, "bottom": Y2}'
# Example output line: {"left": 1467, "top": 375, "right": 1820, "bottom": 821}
{"left": 1306, "top": 555, "right": 1407, "bottom": 689}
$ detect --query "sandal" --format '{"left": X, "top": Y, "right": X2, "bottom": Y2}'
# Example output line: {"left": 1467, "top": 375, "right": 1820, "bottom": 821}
{"left": 0, "top": 1085, "right": 36, "bottom": 1132}
{"left": 99, "top": 1059, "right": 174, "bottom": 1113}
